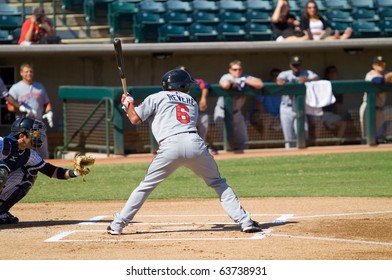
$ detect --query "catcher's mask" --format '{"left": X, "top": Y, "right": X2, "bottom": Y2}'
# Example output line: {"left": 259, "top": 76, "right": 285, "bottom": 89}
{"left": 9, "top": 117, "right": 47, "bottom": 148}
{"left": 161, "top": 69, "right": 197, "bottom": 93}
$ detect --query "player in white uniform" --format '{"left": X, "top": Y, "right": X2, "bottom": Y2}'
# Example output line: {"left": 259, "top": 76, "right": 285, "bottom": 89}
{"left": 107, "top": 69, "right": 262, "bottom": 235}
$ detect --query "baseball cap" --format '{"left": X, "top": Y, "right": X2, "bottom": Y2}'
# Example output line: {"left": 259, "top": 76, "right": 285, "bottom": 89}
{"left": 33, "top": 6, "right": 45, "bottom": 16}
{"left": 372, "top": 56, "right": 386, "bottom": 64}
{"left": 290, "top": 56, "right": 302, "bottom": 66}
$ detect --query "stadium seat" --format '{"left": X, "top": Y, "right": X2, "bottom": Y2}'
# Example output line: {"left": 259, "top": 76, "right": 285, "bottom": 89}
{"left": 138, "top": 0, "right": 166, "bottom": 13}
{"left": 133, "top": 11, "right": 165, "bottom": 43}
{"left": 219, "top": 10, "right": 247, "bottom": 25}
{"left": 298, "top": 0, "right": 327, "bottom": 11}
{"left": 192, "top": 0, "right": 219, "bottom": 12}
{"left": 84, "top": 0, "right": 114, "bottom": 23}
{"left": 352, "top": 20, "right": 382, "bottom": 38}
{"left": 62, "top": 0, "right": 84, "bottom": 13}
{"left": 324, "top": 0, "right": 352, "bottom": 11}
{"left": 352, "top": 8, "right": 380, "bottom": 22}
{"left": 246, "top": 10, "right": 271, "bottom": 23}
{"left": 158, "top": 23, "right": 190, "bottom": 42}
{"left": 0, "top": 4, "right": 21, "bottom": 14}
{"left": 329, "top": 21, "right": 352, "bottom": 33}
{"left": 165, "top": 0, "right": 192, "bottom": 13}
{"left": 379, "top": 7, "right": 392, "bottom": 20}
{"left": 246, "top": 0, "right": 273, "bottom": 12}
{"left": 0, "top": 14, "right": 23, "bottom": 32}
{"left": 377, "top": 0, "right": 392, "bottom": 9}
{"left": 164, "top": 11, "right": 192, "bottom": 26}
{"left": 193, "top": 10, "right": 219, "bottom": 25}
{"left": 245, "top": 22, "right": 272, "bottom": 41}
{"left": 287, "top": 0, "right": 301, "bottom": 13}
{"left": 219, "top": 0, "right": 246, "bottom": 12}
{"left": 379, "top": 19, "right": 392, "bottom": 36}
{"left": 189, "top": 22, "right": 219, "bottom": 41}
{"left": 0, "top": 29, "right": 11, "bottom": 44}
{"left": 325, "top": 9, "right": 354, "bottom": 22}
{"left": 108, "top": 1, "right": 139, "bottom": 40}
{"left": 217, "top": 22, "right": 247, "bottom": 41}
{"left": 350, "top": 0, "right": 375, "bottom": 10}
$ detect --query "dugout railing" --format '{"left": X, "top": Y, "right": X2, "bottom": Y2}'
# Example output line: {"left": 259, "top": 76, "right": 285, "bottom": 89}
{"left": 55, "top": 81, "right": 391, "bottom": 158}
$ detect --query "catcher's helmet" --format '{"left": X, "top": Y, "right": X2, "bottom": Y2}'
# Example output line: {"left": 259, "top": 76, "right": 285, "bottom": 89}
{"left": 9, "top": 117, "right": 46, "bottom": 148}
{"left": 161, "top": 69, "right": 196, "bottom": 93}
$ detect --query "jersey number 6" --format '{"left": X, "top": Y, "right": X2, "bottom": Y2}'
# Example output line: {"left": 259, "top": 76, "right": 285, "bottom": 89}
{"left": 176, "top": 104, "right": 190, "bottom": 124}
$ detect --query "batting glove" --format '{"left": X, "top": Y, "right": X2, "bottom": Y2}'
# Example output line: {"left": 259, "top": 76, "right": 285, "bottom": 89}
{"left": 121, "top": 93, "right": 134, "bottom": 112}
{"left": 43, "top": 110, "right": 54, "bottom": 128}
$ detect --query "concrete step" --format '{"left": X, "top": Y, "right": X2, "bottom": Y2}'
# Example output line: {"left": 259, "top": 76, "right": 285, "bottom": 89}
{"left": 56, "top": 25, "right": 110, "bottom": 39}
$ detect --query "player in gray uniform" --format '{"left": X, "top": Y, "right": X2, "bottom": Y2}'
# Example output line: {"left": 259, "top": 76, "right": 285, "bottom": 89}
{"left": 277, "top": 56, "right": 319, "bottom": 148}
{"left": 8, "top": 63, "right": 54, "bottom": 159}
{"left": 0, "top": 117, "right": 86, "bottom": 224}
{"left": 0, "top": 77, "right": 26, "bottom": 112}
{"left": 214, "top": 60, "right": 264, "bottom": 152}
{"left": 107, "top": 69, "right": 262, "bottom": 235}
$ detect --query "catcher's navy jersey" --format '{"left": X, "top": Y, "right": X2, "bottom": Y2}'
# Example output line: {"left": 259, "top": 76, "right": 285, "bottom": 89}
{"left": 0, "top": 136, "right": 45, "bottom": 174}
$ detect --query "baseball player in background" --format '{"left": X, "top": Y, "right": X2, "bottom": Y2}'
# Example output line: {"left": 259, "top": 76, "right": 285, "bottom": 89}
{"left": 0, "top": 76, "right": 25, "bottom": 113}
{"left": 214, "top": 60, "right": 264, "bottom": 152}
{"left": 7, "top": 63, "right": 54, "bottom": 159}
{"left": 0, "top": 117, "right": 87, "bottom": 224}
{"left": 107, "top": 68, "right": 262, "bottom": 235}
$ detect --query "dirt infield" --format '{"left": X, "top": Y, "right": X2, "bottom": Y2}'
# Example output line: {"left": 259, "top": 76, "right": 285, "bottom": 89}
{"left": 1, "top": 144, "right": 392, "bottom": 260}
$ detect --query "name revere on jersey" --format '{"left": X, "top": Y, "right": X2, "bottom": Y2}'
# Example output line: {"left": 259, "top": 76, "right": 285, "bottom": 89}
{"left": 134, "top": 90, "right": 199, "bottom": 143}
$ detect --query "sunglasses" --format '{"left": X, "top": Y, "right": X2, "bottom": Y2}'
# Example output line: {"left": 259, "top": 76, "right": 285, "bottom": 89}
{"left": 231, "top": 68, "right": 242, "bottom": 71}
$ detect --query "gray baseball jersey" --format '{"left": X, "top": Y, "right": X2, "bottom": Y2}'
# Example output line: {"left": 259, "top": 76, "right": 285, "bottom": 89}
{"left": 8, "top": 80, "right": 50, "bottom": 119}
{"left": 110, "top": 89, "right": 255, "bottom": 232}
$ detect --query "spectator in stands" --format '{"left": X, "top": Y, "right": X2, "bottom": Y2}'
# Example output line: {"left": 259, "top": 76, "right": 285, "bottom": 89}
{"left": 8, "top": 63, "right": 54, "bottom": 158}
{"left": 359, "top": 56, "right": 392, "bottom": 143}
{"left": 252, "top": 68, "right": 282, "bottom": 136}
{"left": 277, "top": 56, "right": 319, "bottom": 148}
{"left": 18, "top": 7, "right": 57, "bottom": 45}
{"left": 271, "top": 0, "right": 310, "bottom": 41}
{"left": 176, "top": 66, "right": 217, "bottom": 154}
{"left": 322, "top": 66, "right": 347, "bottom": 140}
{"left": 214, "top": 60, "right": 264, "bottom": 152}
{"left": 300, "top": 0, "right": 352, "bottom": 40}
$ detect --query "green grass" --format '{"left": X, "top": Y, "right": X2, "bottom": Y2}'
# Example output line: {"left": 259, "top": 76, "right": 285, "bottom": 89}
{"left": 24, "top": 151, "right": 392, "bottom": 203}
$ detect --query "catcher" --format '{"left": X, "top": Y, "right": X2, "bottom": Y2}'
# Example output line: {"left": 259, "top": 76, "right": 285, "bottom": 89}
{"left": 0, "top": 117, "right": 94, "bottom": 224}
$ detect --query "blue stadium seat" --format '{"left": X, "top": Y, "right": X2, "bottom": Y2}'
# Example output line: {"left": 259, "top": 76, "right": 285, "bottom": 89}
{"left": 133, "top": 11, "right": 165, "bottom": 43}
{"left": 379, "top": 7, "right": 392, "bottom": 20}
{"left": 298, "top": 0, "right": 327, "bottom": 11}
{"left": 158, "top": 23, "right": 190, "bottom": 42}
{"left": 219, "top": 0, "right": 246, "bottom": 12}
{"left": 351, "top": 9, "right": 380, "bottom": 22}
{"left": 324, "top": 0, "right": 352, "bottom": 11}
{"left": 193, "top": 10, "right": 219, "bottom": 25}
{"left": 165, "top": 0, "right": 192, "bottom": 13}
{"left": 0, "top": 14, "right": 23, "bottom": 32}
{"left": 164, "top": 11, "right": 192, "bottom": 26}
{"left": 0, "top": 29, "right": 12, "bottom": 44}
{"left": 350, "top": 0, "right": 375, "bottom": 10}
{"left": 377, "top": 0, "right": 392, "bottom": 9}
{"left": 108, "top": 1, "right": 139, "bottom": 40}
{"left": 246, "top": 10, "right": 271, "bottom": 23}
{"left": 217, "top": 22, "right": 247, "bottom": 41}
{"left": 189, "top": 22, "right": 219, "bottom": 41}
{"left": 352, "top": 20, "right": 382, "bottom": 38}
{"left": 246, "top": 0, "right": 274, "bottom": 12}
{"left": 138, "top": 0, "right": 166, "bottom": 13}
{"left": 329, "top": 21, "right": 352, "bottom": 33}
{"left": 219, "top": 10, "right": 247, "bottom": 25}
{"left": 379, "top": 19, "right": 392, "bottom": 36}
{"left": 84, "top": 0, "right": 114, "bottom": 23}
{"left": 0, "top": 4, "right": 22, "bottom": 14}
{"left": 245, "top": 22, "right": 272, "bottom": 41}
{"left": 325, "top": 9, "right": 354, "bottom": 22}
{"left": 192, "top": 0, "right": 219, "bottom": 12}
{"left": 287, "top": 0, "right": 301, "bottom": 13}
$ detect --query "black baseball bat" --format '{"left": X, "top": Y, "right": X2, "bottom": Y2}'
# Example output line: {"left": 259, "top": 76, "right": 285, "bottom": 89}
{"left": 113, "top": 38, "right": 128, "bottom": 95}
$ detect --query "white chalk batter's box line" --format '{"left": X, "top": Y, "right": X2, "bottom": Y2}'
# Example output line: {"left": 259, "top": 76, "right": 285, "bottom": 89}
{"left": 45, "top": 211, "right": 392, "bottom": 246}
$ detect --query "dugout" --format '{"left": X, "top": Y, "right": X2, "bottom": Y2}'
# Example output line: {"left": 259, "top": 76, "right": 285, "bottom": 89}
{"left": 1, "top": 39, "right": 392, "bottom": 156}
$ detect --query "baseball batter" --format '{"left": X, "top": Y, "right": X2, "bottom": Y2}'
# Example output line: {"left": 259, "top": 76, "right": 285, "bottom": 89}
{"left": 107, "top": 69, "right": 262, "bottom": 235}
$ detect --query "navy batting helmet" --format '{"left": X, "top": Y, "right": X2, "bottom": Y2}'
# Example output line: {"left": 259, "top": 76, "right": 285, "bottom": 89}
{"left": 9, "top": 117, "right": 46, "bottom": 148}
{"left": 161, "top": 69, "right": 196, "bottom": 93}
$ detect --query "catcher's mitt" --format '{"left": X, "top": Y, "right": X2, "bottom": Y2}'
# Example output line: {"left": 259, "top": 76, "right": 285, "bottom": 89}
{"left": 73, "top": 153, "right": 95, "bottom": 177}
